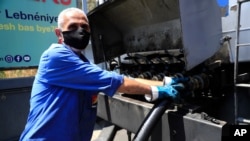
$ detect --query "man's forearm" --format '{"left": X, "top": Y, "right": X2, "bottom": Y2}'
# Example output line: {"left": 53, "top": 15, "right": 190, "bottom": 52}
{"left": 134, "top": 78, "right": 163, "bottom": 86}
{"left": 117, "top": 77, "right": 162, "bottom": 95}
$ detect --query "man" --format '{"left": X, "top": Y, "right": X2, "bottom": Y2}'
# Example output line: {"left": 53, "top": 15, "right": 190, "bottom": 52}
{"left": 19, "top": 7, "right": 185, "bottom": 141}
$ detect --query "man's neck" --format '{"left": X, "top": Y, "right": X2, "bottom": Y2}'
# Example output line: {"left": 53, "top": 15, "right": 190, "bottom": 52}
{"left": 68, "top": 46, "right": 83, "bottom": 55}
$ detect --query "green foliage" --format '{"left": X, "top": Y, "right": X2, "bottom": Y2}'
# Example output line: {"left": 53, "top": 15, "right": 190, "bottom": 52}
{"left": 0, "top": 71, "right": 6, "bottom": 78}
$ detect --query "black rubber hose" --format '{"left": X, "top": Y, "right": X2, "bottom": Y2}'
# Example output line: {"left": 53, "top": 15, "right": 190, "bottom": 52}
{"left": 132, "top": 100, "right": 171, "bottom": 141}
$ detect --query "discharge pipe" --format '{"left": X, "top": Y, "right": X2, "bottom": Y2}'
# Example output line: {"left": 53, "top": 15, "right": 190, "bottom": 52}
{"left": 132, "top": 99, "right": 172, "bottom": 141}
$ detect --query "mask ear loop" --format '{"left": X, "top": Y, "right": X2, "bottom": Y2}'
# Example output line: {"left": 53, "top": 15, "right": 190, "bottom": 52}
{"left": 55, "top": 28, "right": 63, "bottom": 44}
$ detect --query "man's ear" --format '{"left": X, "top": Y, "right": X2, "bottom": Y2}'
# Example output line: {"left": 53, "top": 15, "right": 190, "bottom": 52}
{"left": 55, "top": 28, "right": 63, "bottom": 44}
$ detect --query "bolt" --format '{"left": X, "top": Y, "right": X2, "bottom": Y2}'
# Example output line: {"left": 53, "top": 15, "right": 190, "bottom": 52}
{"left": 1, "top": 94, "right": 6, "bottom": 101}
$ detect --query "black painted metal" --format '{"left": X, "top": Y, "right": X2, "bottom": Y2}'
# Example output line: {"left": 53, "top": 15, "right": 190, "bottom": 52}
{"left": 132, "top": 100, "right": 171, "bottom": 141}
{"left": 0, "top": 77, "right": 34, "bottom": 141}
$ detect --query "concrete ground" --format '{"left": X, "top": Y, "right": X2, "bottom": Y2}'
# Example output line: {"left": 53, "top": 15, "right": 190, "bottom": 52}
{"left": 91, "top": 118, "right": 135, "bottom": 141}
{"left": 91, "top": 123, "right": 102, "bottom": 141}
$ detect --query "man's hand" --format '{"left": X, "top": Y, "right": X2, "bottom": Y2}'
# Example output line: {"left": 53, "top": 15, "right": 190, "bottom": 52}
{"left": 163, "top": 76, "right": 189, "bottom": 85}
{"left": 145, "top": 84, "right": 184, "bottom": 102}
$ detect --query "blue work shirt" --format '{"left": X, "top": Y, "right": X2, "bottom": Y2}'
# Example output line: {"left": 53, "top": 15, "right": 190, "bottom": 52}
{"left": 19, "top": 43, "right": 124, "bottom": 141}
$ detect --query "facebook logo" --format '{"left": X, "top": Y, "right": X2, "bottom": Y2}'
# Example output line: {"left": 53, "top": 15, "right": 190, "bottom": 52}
{"left": 4, "top": 55, "right": 31, "bottom": 63}
{"left": 14, "top": 55, "right": 22, "bottom": 62}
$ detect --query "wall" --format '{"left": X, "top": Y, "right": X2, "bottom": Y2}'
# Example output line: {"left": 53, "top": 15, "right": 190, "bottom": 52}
{"left": 221, "top": 0, "right": 250, "bottom": 63}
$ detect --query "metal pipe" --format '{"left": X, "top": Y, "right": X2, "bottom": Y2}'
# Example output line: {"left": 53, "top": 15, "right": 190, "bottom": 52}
{"left": 234, "top": 0, "right": 242, "bottom": 125}
{"left": 132, "top": 100, "right": 171, "bottom": 141}
{"left": 237, "top": 117, "right": 250, "bottom": 124}
{"left": 99, "top": 34, "right": 108, "bottom": 70}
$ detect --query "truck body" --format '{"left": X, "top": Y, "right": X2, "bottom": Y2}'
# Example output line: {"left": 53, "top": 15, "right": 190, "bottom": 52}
{"left": 1, "top": 0, "right": 250, "bottom": 141}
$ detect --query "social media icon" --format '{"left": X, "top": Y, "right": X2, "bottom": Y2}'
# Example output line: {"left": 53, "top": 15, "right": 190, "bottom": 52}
{"left": 5, "top": 55, "right": 13, "bottom": 63}
{"left": 23, "top": 55, "right": 31, "bottom": 62}
{"left": 14, "top": 55, "right": 22, "bottom": 62}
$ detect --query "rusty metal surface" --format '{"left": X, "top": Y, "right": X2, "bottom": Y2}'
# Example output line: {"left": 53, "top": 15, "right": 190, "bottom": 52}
{"left": 88, "top": 0, "right": 222, "bottom": 70}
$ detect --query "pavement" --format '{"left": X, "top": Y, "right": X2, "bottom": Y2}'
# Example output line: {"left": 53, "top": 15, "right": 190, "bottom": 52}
{"left": 91, "top": 123, "right": 103, "bottom": 141}
{"left": 91, "top": 118, "right": 135, "bottom": 141}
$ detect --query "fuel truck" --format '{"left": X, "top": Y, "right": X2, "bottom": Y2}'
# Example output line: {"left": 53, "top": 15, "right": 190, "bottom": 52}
{"left": 1, "top": 0, "right": 250, "bottom": 141}
{"left": 86, "top": 0, "right": 250, "bottom": 140}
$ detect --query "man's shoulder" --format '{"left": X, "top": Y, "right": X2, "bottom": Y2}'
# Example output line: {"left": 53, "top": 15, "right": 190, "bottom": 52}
{"left": 45, "top": 43, "right": 72, "bottom": 56}
{"left": 48, "top": 43, "right": 67, "bottom": 51}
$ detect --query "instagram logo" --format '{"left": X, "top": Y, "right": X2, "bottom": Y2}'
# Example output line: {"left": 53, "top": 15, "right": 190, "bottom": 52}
{"left": 5, "top": 55, "right": 13, "bottom": 63}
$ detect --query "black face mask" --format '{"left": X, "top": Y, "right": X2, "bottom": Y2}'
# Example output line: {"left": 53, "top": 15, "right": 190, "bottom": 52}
{"left": 62, "top": 27, "right": 90, "bottom": 50}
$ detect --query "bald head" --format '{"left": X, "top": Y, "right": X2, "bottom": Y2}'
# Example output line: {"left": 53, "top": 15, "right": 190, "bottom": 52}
{"left": 57, "top": 7, "right": 89, "bottom": 32}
